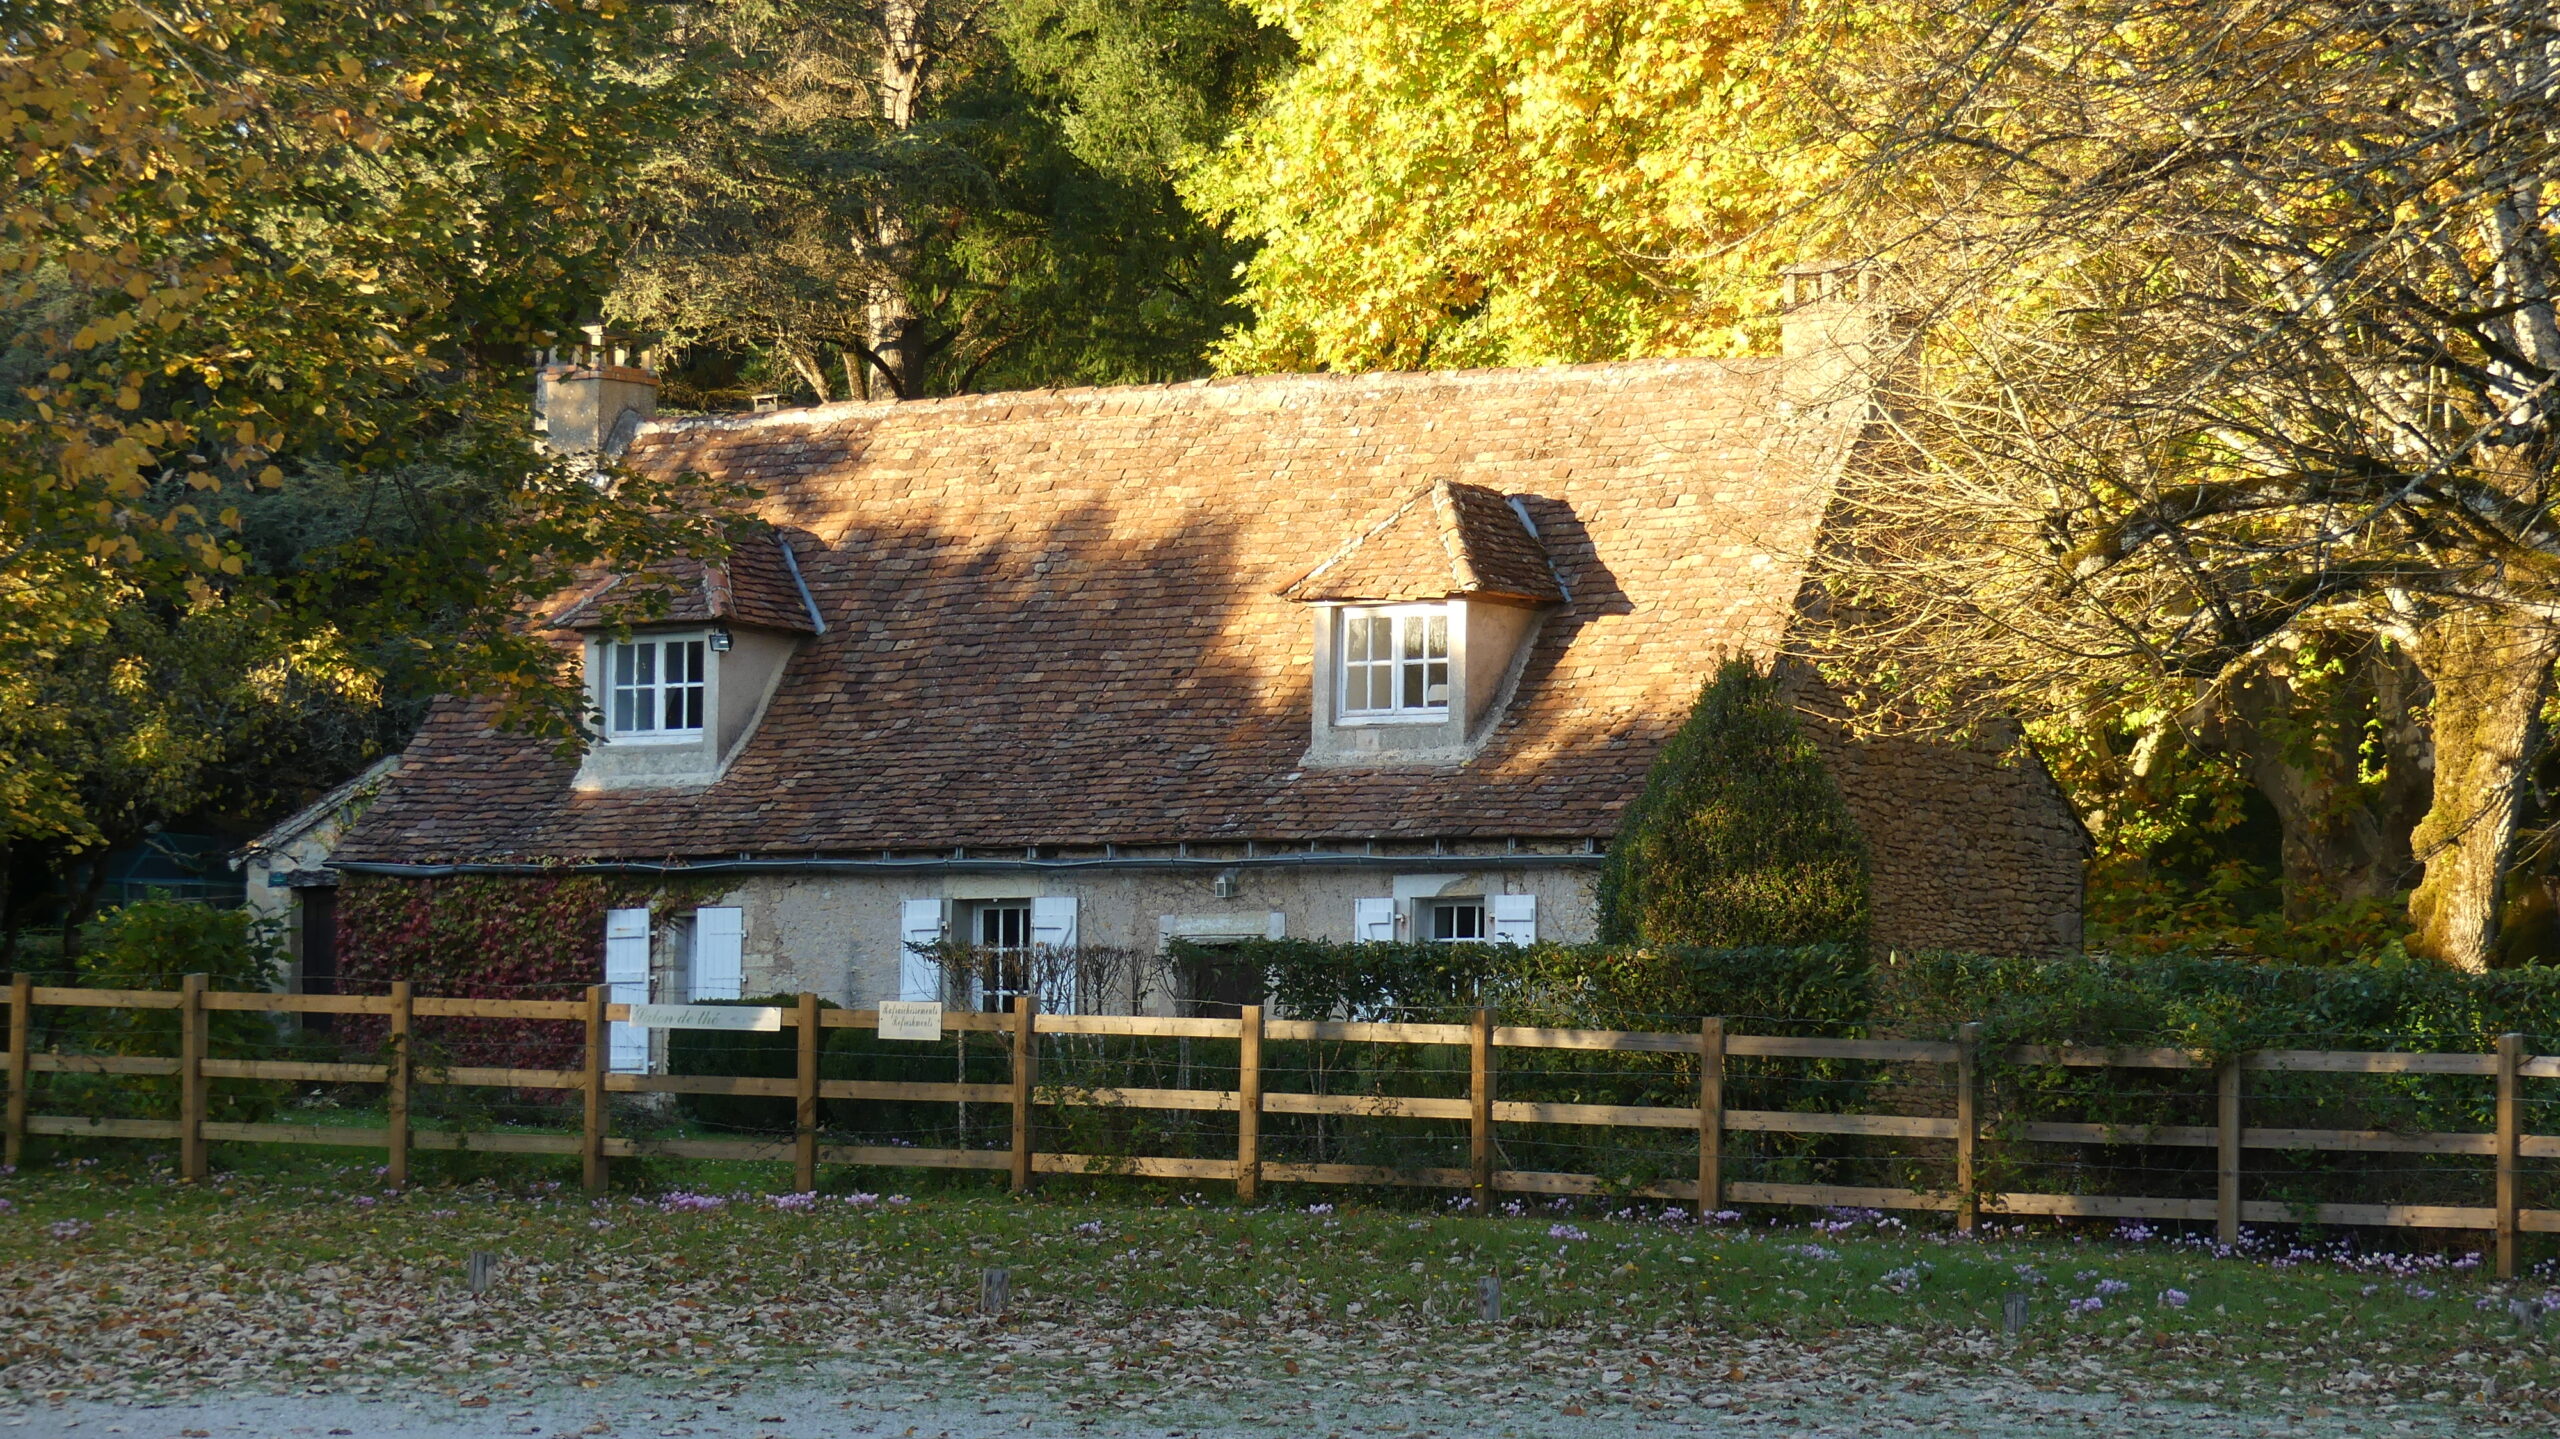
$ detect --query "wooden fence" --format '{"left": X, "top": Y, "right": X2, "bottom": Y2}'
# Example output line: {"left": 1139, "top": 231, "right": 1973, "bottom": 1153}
{"left": 0, "top": 975, "right": 2543, "bottom": 1278}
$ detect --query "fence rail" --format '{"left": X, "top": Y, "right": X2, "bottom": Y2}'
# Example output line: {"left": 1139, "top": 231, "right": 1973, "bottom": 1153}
{"left": 0, "top": 975, "right": 2539, "bottom": 1276}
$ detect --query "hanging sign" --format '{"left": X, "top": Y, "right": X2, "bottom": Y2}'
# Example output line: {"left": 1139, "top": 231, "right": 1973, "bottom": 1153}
{"left": 877, "top": 1000, "right": 944, "bottom": 1041}
{"left": 624, "top": 1003, "right": 782, "bottom": 1032}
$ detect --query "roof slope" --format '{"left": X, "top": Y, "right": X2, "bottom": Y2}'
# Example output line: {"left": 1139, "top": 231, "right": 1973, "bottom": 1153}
{"left": 547, "top": 528, "right": 821, "bottom": 635}
{"left": 1281, "top": 479, "right": 1564, "bottom": 604}
{"left": 340, "top": 359, "right": 1858, "bottom": 864}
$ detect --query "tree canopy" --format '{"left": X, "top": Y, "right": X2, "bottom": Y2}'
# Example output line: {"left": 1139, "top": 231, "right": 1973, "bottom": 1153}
{"left": 1184, "top": 0, "right": 1816, "bottom": 372}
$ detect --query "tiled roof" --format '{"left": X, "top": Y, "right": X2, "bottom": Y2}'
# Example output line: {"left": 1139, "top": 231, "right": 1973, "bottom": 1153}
{"left": 546, "top": 528, "right": 821, "bottom": 635}
{"left": 1281, "top": 479, "right": 1564, "bottom": 604}
{"left": 338, "top": 359, "right": 1862, "bottom": 863}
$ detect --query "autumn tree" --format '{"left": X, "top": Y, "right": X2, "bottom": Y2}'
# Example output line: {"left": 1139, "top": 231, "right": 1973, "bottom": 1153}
{"left": 1776, "top": 0, "right": 2560, "bottom": 968}
{"left": 1183, "top": 0, "right": 1811, "bottom": 373}
{"left": 1, "top": 2, "right": 741, "bottom": 941}
{"left": 614, "top": 0, "right": 1288, "bottom": 400}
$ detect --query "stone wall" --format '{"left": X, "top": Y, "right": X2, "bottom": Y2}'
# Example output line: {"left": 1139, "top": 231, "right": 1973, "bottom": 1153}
{"left": 1796, "top": 683, "right": 2091, "bottom": 957}
{"left": 623, "top": 862, "right": 1603, "bottom": 1011}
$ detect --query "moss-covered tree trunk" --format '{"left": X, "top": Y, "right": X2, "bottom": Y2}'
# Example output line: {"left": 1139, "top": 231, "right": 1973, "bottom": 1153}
{"left": 2408, "top": 614, "right": 2560, "bottom": 971}
{"left": 2218, "top": 638, "right": 2432, "bottom": 919}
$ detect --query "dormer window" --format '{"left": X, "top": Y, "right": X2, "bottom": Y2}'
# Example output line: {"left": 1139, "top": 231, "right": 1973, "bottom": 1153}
{"left": 546, "top": 527, "right": 826, "bottom": 791}
{"left": 1340, "top": 605, "right": 1450, "bottom": 717}
{"left": 1280, "top": 480, "right": 1565, "bottom": 766}
{"left": 608, "top": 635, "right": 708, "bottom": 738}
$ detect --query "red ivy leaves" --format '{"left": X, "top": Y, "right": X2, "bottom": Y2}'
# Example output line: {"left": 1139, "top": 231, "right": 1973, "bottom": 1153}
{"left": 336, "top": 873, "right": 708, "bottom": 1069}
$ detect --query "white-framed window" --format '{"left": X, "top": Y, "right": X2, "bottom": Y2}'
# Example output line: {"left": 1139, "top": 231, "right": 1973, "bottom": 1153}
{"left": 971, "top": 899, "right": 1036, "bottom": 1012}
{"left": 1424, "top": 898, "right": 1486, "bottom": 943}
{"left": 1339, "top": 605, "right": 1451, "bottom": 717}
{"left": 606, "top": 634, "right": 708, "bottom": 737}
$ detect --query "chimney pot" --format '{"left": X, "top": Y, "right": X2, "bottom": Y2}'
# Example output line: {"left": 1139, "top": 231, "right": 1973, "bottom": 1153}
{"left": 1777, "top": 262, "right": 1889, "bottom": 418}
{"left": 534, "top": 324, "right": 660, "bottom": 460}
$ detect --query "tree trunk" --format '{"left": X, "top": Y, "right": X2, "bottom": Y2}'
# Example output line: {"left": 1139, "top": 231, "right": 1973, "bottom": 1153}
{"left": 2407, "top": 613, "right": 2560, "bottom": 970}
{"left": 862, "top": 0, "right": 930, "bottom": 399}
{"left": 785, "top": 348, "right": 832, "bottom": 404}
{"left": 2218, "top": 638, "right": 2431, "bottom": 918}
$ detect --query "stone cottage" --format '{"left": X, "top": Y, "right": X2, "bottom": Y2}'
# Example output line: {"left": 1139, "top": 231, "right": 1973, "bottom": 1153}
{"left": 328, "top": 293, "right": 2089, "bottom": 1038}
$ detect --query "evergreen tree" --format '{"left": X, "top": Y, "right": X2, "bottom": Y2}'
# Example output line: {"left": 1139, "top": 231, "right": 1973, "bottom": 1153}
{"left": 1596, "top": 660, "right": 1869, "bottom": 948}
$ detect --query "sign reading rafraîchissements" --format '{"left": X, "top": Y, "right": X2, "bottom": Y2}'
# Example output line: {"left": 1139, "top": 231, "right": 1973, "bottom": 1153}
{"left": 877, "top": 1001, "right": 944, "bottom": 1041}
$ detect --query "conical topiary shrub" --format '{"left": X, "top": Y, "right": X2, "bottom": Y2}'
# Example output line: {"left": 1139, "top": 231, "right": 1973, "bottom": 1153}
{"left": 1595, "top": 658, "right": 1870, "bottom": 947}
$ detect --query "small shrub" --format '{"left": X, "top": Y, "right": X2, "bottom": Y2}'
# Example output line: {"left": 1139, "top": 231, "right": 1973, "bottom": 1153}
{"left": 61, "top": 899, "right": 293, "bottom": 1122}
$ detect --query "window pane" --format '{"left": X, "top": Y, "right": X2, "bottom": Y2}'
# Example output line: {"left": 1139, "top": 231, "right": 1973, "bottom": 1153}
{"left": 613, "top": 643, "right": 635, "bottom": 686}
{"left": 612, "top": 688, "right": 636, "bottom": 732}
{"left": 1402, "top": 663, "right": 1423, "bottom": 709}
{"left": 1345, "top": 616, "right": 1371, "bottom": 663}
{"left": 681, "top": 685, "right": 704, "bottom": 730}
{"left": 1431, "top": 902, "right": 1483, "bottom": 940}
{"left": 1400, "top": 615, "right": 1425, "bottom": 661}
{"left": 1426, "top": 661, "right": 1449, "bottom": 706}
{"left": 1344, "top": 666, "right": 1368, "bottom": 712}
{"left": 634, "top": 643, "right": 656, "bottom": 686}
{"left": 679, "top": 641, "right": 704, "bottom": 683}
{"left": 1426, "top": 612, "right": 1448, "bottom": 658}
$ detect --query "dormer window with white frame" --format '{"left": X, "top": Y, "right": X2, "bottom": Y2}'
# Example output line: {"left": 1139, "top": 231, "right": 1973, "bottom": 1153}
{"left": 1279, "top": 480, "right": 1566, "bottom": 767}
{"left": 607, "top": 635, "right": 708, "bottom": 739}
{"left": 1339, "top": 605, "right": 1450, "bottom": 719}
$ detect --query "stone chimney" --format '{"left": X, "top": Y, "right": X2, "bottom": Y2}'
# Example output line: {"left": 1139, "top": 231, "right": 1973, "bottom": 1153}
{"left": 534, "top": 324, "right": 659, "bottom": 459}
{"left": 1778, "top": 263, "right": 1889, "bottom": 421}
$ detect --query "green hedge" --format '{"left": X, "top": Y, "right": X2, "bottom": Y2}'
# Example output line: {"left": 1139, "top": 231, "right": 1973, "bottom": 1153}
{"left": 1183, "top": 937, "right": 1872, "bottom": 1031}
{"left": 671, "top": 950, "right": 2553, "bottom": 1212}
{"left": 1594, "top": 658, "right": 1869, "bottom": 948}
{"left": 27, "top": 900, "right": 300, "bottom": 1127}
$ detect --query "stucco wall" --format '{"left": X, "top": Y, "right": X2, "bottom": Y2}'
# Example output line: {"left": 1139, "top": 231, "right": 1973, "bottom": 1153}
{"left": 647, "top": 862, "right": 1602, "bottom": 1009}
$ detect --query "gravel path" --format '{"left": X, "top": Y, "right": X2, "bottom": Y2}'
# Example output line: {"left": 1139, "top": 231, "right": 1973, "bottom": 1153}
{"left": 0, "top": 1363, "right": 2486, "bottom": 1439}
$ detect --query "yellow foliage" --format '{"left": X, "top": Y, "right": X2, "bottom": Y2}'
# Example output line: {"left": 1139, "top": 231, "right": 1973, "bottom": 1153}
{"left": 1187, "top": 0, "right": 1849, "bottom": 371}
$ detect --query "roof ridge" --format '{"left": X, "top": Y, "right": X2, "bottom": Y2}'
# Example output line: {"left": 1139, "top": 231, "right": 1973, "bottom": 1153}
{"left": 1429, "top": 479, "right": 1479, "bottom": 594}
{"left": 641, "top": 355, "right": 1784, "bottom": 437}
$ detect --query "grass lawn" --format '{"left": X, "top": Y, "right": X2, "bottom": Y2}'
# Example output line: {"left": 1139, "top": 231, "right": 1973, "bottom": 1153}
{"left": 0, "top": 1147, "right": 2551, "bottom": 1432}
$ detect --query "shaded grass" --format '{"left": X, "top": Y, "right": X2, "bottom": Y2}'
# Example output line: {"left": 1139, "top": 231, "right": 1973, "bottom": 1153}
{"left": 0, "top": 1144, "right": 2539, "bottom": 1406}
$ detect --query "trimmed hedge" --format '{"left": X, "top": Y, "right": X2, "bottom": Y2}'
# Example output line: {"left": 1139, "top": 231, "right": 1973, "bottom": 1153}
{"left": 1175, "top": 935, "right": 2560, "bottom": 1048}
{"left": 1594, "top": 658, "right": 1869, "bottom": 948}
{"left": 1186, "top": 937, "right": 1871, "bottom": 1031}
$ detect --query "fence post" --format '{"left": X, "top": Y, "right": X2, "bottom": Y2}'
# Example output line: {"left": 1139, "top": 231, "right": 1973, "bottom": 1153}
{"left": 386, "top": 981, "right": 413, "bottom": 1189}
{"left": 5, "top": 973, "right": 29, "bottom": 1172}
{"left": 1955, "top": 1022, "right": 1981, "bottom": 1234}
{"left": 1010, "top": 994, "right": 1036, "bottom": 1194}
{"left": 795, "top": 992, "right": 820, "bottom": 1194}
{"left": 2216, "top": 1053, "right": 2243, "bottom": 1248}
{"left": 2498, "top": 1032, "right": 2523, "bottom": 1281}
{"left": 178, "top": 973, "right": 209, "bottom": 1181}
{"left": 1236, "top": 1004, "right": 1264, "bottom": 1203}
{"left": 1696, "top": 1016, "right": 1724, "bottom": 1219}
{"left": 1470, "top": 1007, "right": 1494, "bottom": 1211}
{"left": 582, "top": 984, "right": 609, "bottom": 1197}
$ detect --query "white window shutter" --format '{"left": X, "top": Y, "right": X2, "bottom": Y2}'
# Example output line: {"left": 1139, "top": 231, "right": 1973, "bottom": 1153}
{"left": 691, "top": 907, "right": 744, "bottom": 1000}
{"left": 1491, "top": 893, "right": 1538, "bottom": 947}
{"left": 898, "top": 898, "right": 948, "bottom": 1003}
{"left": 1031, "top": 895, "right": 1078, "bottom": 950}
{"left": 1354, "top": 896, "right": 1398, "bottom": 943}
{"left": 1031, "top": 896, "right": 1080, "bottom": 1012}
{"left": 603, "top": 907, "right": 652, "bottom": 1073}
{"left": 604, "top": 908, "right": 650, "bottom": 986}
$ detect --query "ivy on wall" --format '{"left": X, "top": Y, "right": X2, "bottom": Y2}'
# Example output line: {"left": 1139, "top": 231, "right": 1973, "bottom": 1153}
{"left": 336, "top": 872, "right": 714, "bottom": 1067}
